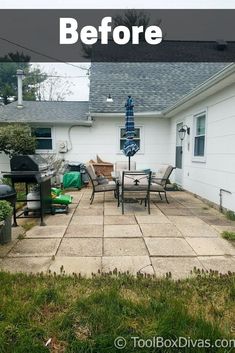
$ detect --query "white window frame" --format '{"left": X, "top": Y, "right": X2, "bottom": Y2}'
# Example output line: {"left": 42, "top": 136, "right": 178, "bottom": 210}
{"left": 117, "top": 125, "right": 144, "bottom": 154}
{"left": 33, "top": 126, "right": 54, "bottom": 153}
{"left": 192, "top": 111, "right": 207, "bottom": 163}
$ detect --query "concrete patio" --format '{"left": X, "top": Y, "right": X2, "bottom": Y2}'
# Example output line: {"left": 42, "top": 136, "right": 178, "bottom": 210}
{"left": 0, "top": 190, "right": 235, "bottom": 279}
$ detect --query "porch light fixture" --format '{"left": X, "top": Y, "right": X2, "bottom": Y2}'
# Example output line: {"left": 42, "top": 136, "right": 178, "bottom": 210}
{"left": 106, "top": 94, "right": 113, "bottom": 102}
{"left": 178, "top": 125, "right": 190, "bottom": 141}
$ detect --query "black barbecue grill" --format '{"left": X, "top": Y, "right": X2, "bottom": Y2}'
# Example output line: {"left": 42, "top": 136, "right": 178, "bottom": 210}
{"left": 3, "top": 155, "right": 55, "bottom": 226}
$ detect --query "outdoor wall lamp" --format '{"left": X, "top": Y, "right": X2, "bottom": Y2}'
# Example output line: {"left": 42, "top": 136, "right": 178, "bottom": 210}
{"left": 178, "top": 125, "right": 190, "bottom": 141}
{"left": 106, "top": 94, "right": 113, "bottom": 102}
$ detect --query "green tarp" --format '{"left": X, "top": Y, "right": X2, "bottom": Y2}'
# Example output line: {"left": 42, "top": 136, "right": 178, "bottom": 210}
{"left": 63, "top": 172, "right": 82, "bottom": 189}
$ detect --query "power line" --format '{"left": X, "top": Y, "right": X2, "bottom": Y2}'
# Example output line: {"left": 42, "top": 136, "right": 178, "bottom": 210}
{"left": 26, "top": 74, "right": 89, "bottom": 78}
{"left": 0, "top": 36, "right": 90, "bottom": 72}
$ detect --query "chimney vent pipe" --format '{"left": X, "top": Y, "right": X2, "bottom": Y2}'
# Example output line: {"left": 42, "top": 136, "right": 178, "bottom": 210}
{"left": 16, "top": 69, "right": 24, "bottom": 108}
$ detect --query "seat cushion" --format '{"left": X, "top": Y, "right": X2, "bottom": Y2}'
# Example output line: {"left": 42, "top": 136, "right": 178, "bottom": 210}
{"left": 95, "top": 183, "right": 117, "bottom": 192}
{"left": 150, "top": 184, "right": 165, "bottom": 192}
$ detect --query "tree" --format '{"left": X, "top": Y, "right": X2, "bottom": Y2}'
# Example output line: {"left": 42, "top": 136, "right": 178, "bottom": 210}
{"left": 0, "top": 52, "right": 47, "bottom": 105}
{"left": 0, "top": 124, "right": 36, "bottom": 157}
{"left": 113, "top": 9, "right": 151, "bottom": 40}
{"left": 36, "top": 68, "right": 74, "bottom": 101}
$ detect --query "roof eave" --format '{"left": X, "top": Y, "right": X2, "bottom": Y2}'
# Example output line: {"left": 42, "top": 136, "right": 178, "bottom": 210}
{"left": 163, "top": 63, "right": 235, "bottom": 117}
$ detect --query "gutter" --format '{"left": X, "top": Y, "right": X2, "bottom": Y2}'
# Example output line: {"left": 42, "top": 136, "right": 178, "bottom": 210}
{"left": 90, "top": 111, "right": 163, "bottom": 118}
{"left": 163, "top": 63, "right": 235, "bottom": 117}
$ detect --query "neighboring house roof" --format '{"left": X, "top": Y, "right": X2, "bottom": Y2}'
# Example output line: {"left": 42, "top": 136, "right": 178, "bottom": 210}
{"left": 89, "top": 62, "right": 228, "bottom": 113}
{"left": 0, "top": 101, "right": 89, "bottom": 124}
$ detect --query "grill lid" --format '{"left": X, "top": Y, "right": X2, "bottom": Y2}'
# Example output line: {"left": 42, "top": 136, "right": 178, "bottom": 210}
{"left": 10, "top": 155, "right": 48, "bottom": 172}
{"left": 0, "top": 184, "right": 16, "bottom": 198}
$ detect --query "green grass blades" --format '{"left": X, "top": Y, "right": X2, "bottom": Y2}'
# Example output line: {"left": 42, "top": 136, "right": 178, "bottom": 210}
{"left": 0, "top": 272, "right": 234, "bottom": 352}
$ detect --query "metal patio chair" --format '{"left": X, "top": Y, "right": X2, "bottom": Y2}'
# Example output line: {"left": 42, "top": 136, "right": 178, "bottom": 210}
{"left": 85, "top": 164, "right": 118, "bottom": 204}
{"left": 150, "top": 165, "right": 175, "bottom": 203}
{"left": 119, "top": 170, "right": 152, "bottom": 214}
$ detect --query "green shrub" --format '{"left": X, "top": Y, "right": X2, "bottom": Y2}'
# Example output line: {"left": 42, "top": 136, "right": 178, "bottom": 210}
{"left": 226, "top": 210, "right": 235, "bottom": 221}
{"left": 0, "top": 124, "right": 36, "bottom": 157}
{"left": 0, "top": 200, "right": 12, "bottom": 222}
{"left": 222, "top": 231, "right": 235, "bottom": 241}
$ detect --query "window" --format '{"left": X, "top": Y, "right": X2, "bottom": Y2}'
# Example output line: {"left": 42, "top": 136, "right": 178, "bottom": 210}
{"left": 32, "top": 127, "right": 53, "bottom": 151}
{"left": 119, "top": 127, "right": 141, "bottom": 151}
{"left": 194, "top": 113, "right": 206, "bottom": 157}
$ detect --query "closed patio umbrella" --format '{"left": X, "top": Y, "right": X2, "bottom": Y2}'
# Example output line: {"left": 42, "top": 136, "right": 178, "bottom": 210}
{"left": 123, "top": 96, "right": 139, "bottom": 169}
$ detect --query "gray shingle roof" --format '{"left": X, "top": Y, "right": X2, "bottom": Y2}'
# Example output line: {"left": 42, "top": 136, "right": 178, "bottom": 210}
{"left": 89, "top": 63, "right": 228, "bottom": 113}
{"left": 0, "top": 101, "right": 89, "bottom": 124}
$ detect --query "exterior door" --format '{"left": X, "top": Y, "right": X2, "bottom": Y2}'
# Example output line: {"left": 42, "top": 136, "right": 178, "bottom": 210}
{"left": 175, "top": 122, "right": 183, "bottom": 185}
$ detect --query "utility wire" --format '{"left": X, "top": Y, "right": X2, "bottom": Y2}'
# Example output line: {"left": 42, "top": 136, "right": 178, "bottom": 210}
{"left": 26, "top": 74, "right": 89, "bottom": 78}
{"left": 0, "top": 36, "right": 90, "bottom": 72}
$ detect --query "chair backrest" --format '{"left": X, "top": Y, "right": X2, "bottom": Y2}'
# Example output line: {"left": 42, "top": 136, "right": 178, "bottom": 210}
{"left": 158, "top": 165, "right": 174, "bottom": 186}
{"left": 122, "top": 170, "right": 152, "bottom": 197}
{"left": 85, "top": 164, "right": 98, "bottom": 187}
{"left": 115, "top": 161, "right": 136, "bottom": 172}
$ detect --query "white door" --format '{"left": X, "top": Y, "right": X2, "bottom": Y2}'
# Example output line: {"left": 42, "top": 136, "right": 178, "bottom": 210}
{"left": 175, "top": 122, "right": 183, "bottom": 185}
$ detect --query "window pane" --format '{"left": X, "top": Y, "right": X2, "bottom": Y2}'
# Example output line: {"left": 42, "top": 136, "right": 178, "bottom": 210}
{"left": 175, "top": 146, "right": 182, "bottom": 168}
{"left": 134, "top": 128, "right": 140, "bottom": 138}
{"left": 194, "top": 136, "right": 205, "bottom": 156}
{"left": 120, "top": 128, "right": 126, "bottom": 138}
{"left": 196, "top": 115, "right": 205, "bottom": 135}
{"left": 36, "top": 139, "right": 52, "bottom": 150}
{"left": 120, "top": 139, "right": 125, "bottom": 150}
{"left": 33, "top": 128, "right": 52, "bottom": 138}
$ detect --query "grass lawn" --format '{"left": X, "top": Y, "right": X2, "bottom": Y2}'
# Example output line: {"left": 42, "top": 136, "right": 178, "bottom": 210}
{"left": 0, "top": 271, "right": 234, "bottom": 353}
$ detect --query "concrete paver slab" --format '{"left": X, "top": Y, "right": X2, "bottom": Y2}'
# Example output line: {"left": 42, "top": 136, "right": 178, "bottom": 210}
{"left": 26, "top": 225, "right": 67, "bottom": 238}
{"left": 136, "top": 215, "right": 170, "bottom": 224}
{"left": 211, "top": 225, "right": 235, "bottom": 233}
{"left": 49, "top": 256, "right": 101, "bottom": 276}
{"left": 104, "top": 225, "right": 142, "bottom": 238}
{"left": 198, "top": 256, "right": 235, "bottom": 273}
{"left": 161, "top": 208, "right": 193, "bottom": 216}
{"left": 140, "top": 224, "right": 183, "bottom": 237}
{"left": 0, "top": 257, "right": 51, "bottom": 273}
{"left": 44, "top": 214, "right": 72, "bottom": 226}
{"left": 102, "top": 256, "right": 154, "bottom": 275}
{"left": 145, "top": 238, "right": 196, "bottom": 256}
{"left": 198, "top": 216, "right": 235, "bottom": 226}
{"left": 104, "top": 215, "right": 136, "bottom": 225}
{"left": 151, "top": 257, "right": 205, "bottom": 279}
{"left": 65, "top": 224, "right": 103, "bottom": 237}
{"left": 169, "top": 216, "right": 219, "bottom": 237}
{"left": 104, "top": 207, "right": 123, "bottom": 216}
{"left": 74, "top": 208, "right": 103, "bottom": 216}
{"left": 70, "top": 215, "right": 103, "bottom": 225}
{"left": 104, "top": 238, "right": 148, "bottom": 256}
{"left": 57, "top": 238, "right": 102, "bottom": 257}
{"left": 8, "top": 238, "right": 60, "bottom": 257}
{"left": 186, "top": 237, "right": 235, "bottom": 256}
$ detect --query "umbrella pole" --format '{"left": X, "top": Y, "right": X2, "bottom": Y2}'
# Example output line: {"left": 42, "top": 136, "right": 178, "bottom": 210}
{"left": 128, "top": 156, "right": 131, "bottom": 170}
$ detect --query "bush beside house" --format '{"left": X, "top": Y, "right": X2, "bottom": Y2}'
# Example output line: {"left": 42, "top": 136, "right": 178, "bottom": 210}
{"left": 0, "top": 200, "right": 12, "bottom": 244}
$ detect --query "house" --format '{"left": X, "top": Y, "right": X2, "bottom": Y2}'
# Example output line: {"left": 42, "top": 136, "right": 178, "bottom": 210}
{"left": 0, "top": 62, "right": 234, "bottom": 212}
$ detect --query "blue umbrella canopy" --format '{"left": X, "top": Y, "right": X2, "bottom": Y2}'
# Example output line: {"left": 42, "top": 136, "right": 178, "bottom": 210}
{"left": 123, "top": 96, "right": 140, "bottom": 157}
